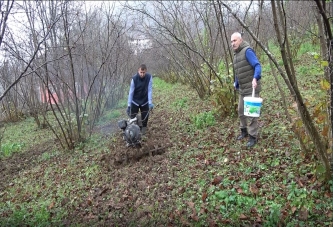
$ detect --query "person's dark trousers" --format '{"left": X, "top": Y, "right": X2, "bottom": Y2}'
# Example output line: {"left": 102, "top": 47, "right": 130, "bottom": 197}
{"left": 130, "top": 103, "right": 150, "bottom": 127}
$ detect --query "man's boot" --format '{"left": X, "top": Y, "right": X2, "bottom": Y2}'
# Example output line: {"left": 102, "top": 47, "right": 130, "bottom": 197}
{"left": 141, "top": 126, "right": 147, "bottom": 135}
{"left": 247, "top": 135, "right": 257, "bottom": 147}
{"left": 237, "top": 128, "right": 248, "bottom": 140}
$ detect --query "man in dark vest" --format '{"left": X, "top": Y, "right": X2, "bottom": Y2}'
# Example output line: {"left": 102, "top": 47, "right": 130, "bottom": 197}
{"left": 231, "top": 32, "right": 262, "bottom": 147}
{"left": 127, "top": 64, "right": 154, "bottom": 135}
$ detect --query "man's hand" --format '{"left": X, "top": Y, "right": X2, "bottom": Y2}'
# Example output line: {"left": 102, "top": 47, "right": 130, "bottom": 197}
{"left": 126, "top": 106, "right": 130, "bottom": 116}
{"left": 234, "top": 82, "right": 239, "bottom": 90}
{"left": 149, "top": 103, "right": 154, "bottom": 110}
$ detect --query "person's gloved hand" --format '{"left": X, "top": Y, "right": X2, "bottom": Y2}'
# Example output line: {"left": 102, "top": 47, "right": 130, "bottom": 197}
{"left": 234, "top": 77, "right": 239, "bottom": 90}
{"left": 234, "top": 82, "right": 239, "bottom": 90}
{"left": 149, "top": 103, "right": 154, "bottom": 110}
{"left": 126, "top": 106, "right": 130, "bottom": 116}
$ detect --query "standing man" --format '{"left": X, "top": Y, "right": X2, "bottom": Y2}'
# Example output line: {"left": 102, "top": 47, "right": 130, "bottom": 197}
{"left": 231, "top": 32, "right": 262, "bottom": 147}
{"left": 127, "top": 64, "right": 154, "bottom": 135}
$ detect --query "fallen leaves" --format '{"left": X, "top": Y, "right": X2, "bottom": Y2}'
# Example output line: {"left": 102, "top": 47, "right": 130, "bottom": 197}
{"left": 2, "top": 76, "right": 332, "bottom": 227}
{"left": 298, "top": 207, "right": 308, "bottom": 221}
{"left": 187, "top": 201, "right": 199, "bottom": 221}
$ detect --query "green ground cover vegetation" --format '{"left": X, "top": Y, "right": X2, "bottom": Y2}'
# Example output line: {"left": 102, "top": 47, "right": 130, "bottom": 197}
{"left": 0, "top": 41, "right": 332, "bottom": 226}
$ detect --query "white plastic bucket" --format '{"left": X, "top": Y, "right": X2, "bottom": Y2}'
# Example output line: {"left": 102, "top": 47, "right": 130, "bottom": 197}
{"left": 244, "top": 97, "right": 263, "bottom": 117}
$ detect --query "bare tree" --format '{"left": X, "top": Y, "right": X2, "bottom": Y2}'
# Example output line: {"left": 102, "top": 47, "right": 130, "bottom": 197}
{"left": 0, "top": 1, "right": 133, "bottom": 150}
{"left": 122, "top": 1, "right": 237, "bottom": 117}
{"left": 38, "top": 2, "right": 132, "bottom": 149}
{"left": 0, "top": 0, "right": 14, "bottom": 47}
{"left": 0, "top": 1, "right": 62, "bottom": 123}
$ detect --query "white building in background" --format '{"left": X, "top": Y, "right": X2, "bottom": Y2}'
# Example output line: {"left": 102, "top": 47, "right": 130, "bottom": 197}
{"left": 128, "top": 38, "right": 152, "bottom": 55}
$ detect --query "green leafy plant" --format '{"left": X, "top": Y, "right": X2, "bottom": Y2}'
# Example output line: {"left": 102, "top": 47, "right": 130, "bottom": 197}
{"left": 191, "top": 111, "right": 216, "bottom": 129}
{"left": 210, "top": 75, "right": 237, "bottom": 118}
{"left": 210, "top": 188, "right": 257, "bottom": 220}
{"left": 287, "top": 181, "right": 312, "bottom": 209}
{"left": 266, "top": 202, "right": 282, "bottom": 226}
{"left": 0, "top": 143, "right": 23, "bottom": 158}
{"left": 172, "top": 98, "right": 188, "bottom": 109}
{"left": 0, "top": 201, "right": 58, "bottom": 227}
{"left": 84, "top": 164, "right": 100, "bottom": 178}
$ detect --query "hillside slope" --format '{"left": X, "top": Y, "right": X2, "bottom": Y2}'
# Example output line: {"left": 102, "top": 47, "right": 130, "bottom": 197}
{"left": 0, "top": 78, "right": 332, "bottom": 226}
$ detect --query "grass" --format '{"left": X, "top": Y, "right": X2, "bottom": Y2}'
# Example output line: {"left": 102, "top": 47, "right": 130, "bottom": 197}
{"left": 154, "top": 77, "right": 332, "bottom": 226}
{"left": 0, "top": 74, "right": 332, "bottom": 226}
{"left": 96, "top": 99, "right": 128, "bottom": 128}
{"left": 0, "top": 117, "right": 55, "bottom": 155}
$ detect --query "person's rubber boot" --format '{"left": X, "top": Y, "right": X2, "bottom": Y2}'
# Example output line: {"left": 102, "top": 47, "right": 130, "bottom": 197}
{"left": 141, "top": 127, "right": 147, "bottom": 135}
{"left": 237, "top": 128, "right": 248, "bottom": 140}
{"left": 247, "top": 135, "right": 257, "bottom": 147}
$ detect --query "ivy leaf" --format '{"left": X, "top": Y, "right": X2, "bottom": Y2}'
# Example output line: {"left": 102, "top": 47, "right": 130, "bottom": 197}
{"left": 313, "top": 54, "right": 319, "bottom": 59}
{"left": 320, "top": 79, "right": 330, "bottom": 91}
{"left": 320, "top": 61, "right": 329, "bottom": 67}
{"left": 316, "top": 164, "right": 325, "bottom": 174}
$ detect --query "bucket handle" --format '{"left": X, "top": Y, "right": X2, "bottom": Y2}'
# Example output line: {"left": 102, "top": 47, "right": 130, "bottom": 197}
{"left": 252, "top": 87, "right": 255, "bottom": 97}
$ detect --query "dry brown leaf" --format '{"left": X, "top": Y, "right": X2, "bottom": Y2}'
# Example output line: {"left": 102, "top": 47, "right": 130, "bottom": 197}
{"left": 237, "top": 188, "right": 243, "bottom": 194}
{"left": 250, "top": 207, "right": 258, "bottom": 213}
{"left": 212, "top": 176, "right": 222, "bottom": 185}
{"left": 296, "top": 178, "right": 304, "bottom": 187}
{"left": 87, "top": 197, "right": 92, "bottom": 206}
{"left": 239, "top": 213, "right": 248, "bottom": 220}
{"left": 256, "top": 217, "right": 262, "bottom": 223}
{"left": 48, "top": 201, "right": 55, "bottom": 210}
{"left": 187, "top": 201, "right": 195, "bottom": 208}
{"left": 190, "top": 214, "right": 199, "bottom": 221}
{"left": 250, "top": 184, "right": 259, "bottom": 195}
{"left": 291, "top": 206, "right": 297, "bottom": 214}
{"left": 199, "top": 207, "right": 207, "bottom": 214}
{"left": 299, "top": 208, "right": 308, "bottom": 221}
{"left": 325, "top": 191, "right": 332, "bottom": 198}
{"left": 209, "top": 221, "right": 217, "bottom": 227}
{"left": 202, "top": 192, "right": 207, "bottom": 202}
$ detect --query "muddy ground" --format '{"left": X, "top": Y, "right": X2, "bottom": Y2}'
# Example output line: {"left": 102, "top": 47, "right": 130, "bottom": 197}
{"left": 0, "top": 108, "right": 178, "bottom": 226}
{"left": 74, "top": 109, "right": 177, "bottom": 226}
